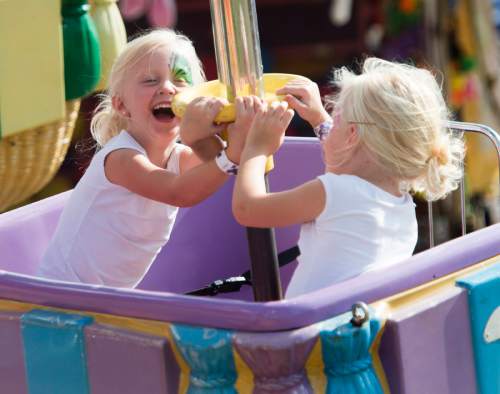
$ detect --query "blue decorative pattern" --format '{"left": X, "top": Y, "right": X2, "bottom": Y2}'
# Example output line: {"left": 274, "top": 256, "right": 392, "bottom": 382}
{"left": 170, "top": 324, "right": 237, "bottom": 393}
{"left": 21, "top": 309, "right": 93, "bottom": 394}
{"left": 457, "top": 263, "right": 500, "bottom": 394}
{"left": 319, "top": 311, "right": 383, "bottom": 394}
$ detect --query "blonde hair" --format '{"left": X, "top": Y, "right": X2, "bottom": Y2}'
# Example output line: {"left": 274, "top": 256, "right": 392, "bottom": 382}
{"left": 90, "top": 29, "right": 205, "bottom": 147}
{"left": 326, "top": 57, "right": 465, "bottom": 201}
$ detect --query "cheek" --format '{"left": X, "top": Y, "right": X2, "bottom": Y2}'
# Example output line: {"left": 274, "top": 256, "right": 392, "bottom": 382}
{"left": 321, "top": 130, "right": 351, "bottom": 162}
{"left": 323, "top": 131, "right": 339, "bottom": 150}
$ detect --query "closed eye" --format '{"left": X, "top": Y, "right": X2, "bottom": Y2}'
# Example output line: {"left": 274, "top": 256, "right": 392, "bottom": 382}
{"left": 174, "top": 79, "right": 189, "bottom": 87}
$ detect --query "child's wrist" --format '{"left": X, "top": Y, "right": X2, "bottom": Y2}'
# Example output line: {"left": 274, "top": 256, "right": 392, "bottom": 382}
{"left": 313, "top": 117, "right": 333, "bottom": 141}
{"left": 310, "top": 111, "right": 332, "bottom": 129}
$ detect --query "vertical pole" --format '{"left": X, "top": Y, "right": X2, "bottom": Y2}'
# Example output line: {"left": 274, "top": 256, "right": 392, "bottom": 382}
{"left": 209, "top": 0, "right": 282, "bottom": 301}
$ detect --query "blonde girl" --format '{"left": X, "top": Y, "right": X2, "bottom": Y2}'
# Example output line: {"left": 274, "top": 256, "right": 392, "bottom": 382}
{"left": 232, "top": 57, "right": 465, "bottom": 298}
{"left": 38, "top": 29, "right": 253, "bottom": 287}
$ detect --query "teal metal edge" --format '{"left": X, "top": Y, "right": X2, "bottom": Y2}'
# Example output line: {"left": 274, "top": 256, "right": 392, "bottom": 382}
{"left": 457, "top": 263, "right": 500, "bottom": 394}
{"left": 21, "top": 309, "right": 94, "bottom": 394}
{"left": 170, "top": 324, "right": 237, "bottom": 393}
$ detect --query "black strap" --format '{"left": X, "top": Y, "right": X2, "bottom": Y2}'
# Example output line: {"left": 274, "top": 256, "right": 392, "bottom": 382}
{"left": 186, "top": 245, "right": 300, "bottom": 296}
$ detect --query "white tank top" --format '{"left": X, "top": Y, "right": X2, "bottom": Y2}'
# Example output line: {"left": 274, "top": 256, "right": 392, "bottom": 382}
{"left": 38, "top": 130, "right": 184, "bottom": 287}
{"left": 286, "top": 173, "right": 418, "bottom": 298}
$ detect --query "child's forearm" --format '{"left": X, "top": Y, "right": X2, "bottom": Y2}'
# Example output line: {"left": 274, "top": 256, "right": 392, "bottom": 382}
{"left": 232, "top": 150, "right": 268, "bottom": 225}
{"left": 170, "top": 160, "right": 228, "bottom": 207}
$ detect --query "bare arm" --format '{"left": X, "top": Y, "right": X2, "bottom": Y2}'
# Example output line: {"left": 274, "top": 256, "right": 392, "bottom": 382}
{"left": 233, "top": 153, "right": 326, "bottom": 227}
{"left": 105, "top": 148, "right": 227, "bottom": 207}
{"left": 232, "top": 101, "right": 326, "bottom": 227}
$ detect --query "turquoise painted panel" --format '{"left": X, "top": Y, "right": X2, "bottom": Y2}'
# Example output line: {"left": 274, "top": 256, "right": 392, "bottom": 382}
{"left": 21, "top": 309, "right": 93, "bottom": 394}
{"left": 319, "top": 309, "right": 383, "bottom": 394}
{"left": 457, "top": 263, "right": 500, "bottom": 394}
{"left": 170, "top": 324, "right": 237, "bottom": 393}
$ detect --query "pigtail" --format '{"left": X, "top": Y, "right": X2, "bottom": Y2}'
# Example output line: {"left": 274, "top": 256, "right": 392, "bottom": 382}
{"left": 412, "top": 129, "right": 465, "bottom": 201}
{"left": 90, "top": 94, "right": 126, "bottom": 147}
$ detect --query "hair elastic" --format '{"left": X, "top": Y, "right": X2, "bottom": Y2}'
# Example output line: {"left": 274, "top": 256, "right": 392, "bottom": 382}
{"left": 430, "top": 145, "right": 448, "bottom": 165}
{"left": 215, "top": 149, "right": 238, "bottom": 175}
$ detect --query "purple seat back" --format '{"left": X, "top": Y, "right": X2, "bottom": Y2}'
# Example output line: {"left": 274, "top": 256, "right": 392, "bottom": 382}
{"left": 0, "top": 192, "right": 70, "bottom": 275}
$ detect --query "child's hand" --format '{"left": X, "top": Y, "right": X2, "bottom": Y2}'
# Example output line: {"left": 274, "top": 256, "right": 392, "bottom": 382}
{"left": 179, "top": 96, "right": 227, "bottom": 146}
{"left": 276, "top": 77, "right": 330, "bottom": 128}
{"left": 226, "top": 96, "right": 261, "bottom": 163}
{"left": 244, "top": 101, "right": 294, "bottom": 157}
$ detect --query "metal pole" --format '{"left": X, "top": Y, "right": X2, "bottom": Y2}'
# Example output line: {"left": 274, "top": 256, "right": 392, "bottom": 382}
{"left": 209, "top": 0, "right": 282, "bottom": 301}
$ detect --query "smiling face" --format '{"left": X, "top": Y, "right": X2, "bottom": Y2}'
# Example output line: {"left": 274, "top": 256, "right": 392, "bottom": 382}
{"left": 113, "top": 47, "right": 192, "bottom": 146}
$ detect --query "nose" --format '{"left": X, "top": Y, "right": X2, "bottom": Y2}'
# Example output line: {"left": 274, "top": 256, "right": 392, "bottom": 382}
{"left": 158, "top": 80, "right": 177, "bottom": 96}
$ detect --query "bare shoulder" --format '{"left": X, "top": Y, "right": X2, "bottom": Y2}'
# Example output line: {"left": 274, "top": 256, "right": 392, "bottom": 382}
{"left": 104, "top": 148, "right": 151, "bottom": 185}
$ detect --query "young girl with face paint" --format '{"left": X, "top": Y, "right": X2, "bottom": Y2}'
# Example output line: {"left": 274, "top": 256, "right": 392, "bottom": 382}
{"left": 37, "top": 29, "right": 256, "bottom": 287}
{"left": 232, "top": 58, "right": 465, "bottom": 298}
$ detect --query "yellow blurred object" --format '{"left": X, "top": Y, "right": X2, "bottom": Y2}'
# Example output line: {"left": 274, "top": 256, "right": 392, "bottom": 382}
{"left": 0, "top": 100, "right": 81, "bottom": 212}
{"left": 0, "top": 0, "right": 65, "bottom": 137}
{"left": 173, "top": 73, "right": 300, "bottom": 173}
{"left": 172, "top": 73, "right": 301, "bottom": 123}
{"left": 90, "top": 0, "right": 127, "bottom": 91}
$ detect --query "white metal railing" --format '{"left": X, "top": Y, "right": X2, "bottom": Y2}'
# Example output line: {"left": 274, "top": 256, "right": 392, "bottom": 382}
{"left": 427, "top": 121, "right": 500, "bottom": 247}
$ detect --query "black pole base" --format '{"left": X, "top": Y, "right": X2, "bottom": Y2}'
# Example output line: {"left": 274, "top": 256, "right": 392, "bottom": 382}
{"left": 246, "top": 226, "right": 282, "bottom": 301}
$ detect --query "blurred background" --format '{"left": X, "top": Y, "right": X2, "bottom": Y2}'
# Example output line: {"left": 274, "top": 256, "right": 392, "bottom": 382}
{"left": 2, "top": 0, "right": 499, "bottom": 251}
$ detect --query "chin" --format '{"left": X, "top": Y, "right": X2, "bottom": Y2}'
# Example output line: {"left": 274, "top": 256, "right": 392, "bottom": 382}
{"left": 155, "top": 118, "right": 179, "bottom": 133}
{"left": 158, "top": 125, "right": 180, "bottom": 143}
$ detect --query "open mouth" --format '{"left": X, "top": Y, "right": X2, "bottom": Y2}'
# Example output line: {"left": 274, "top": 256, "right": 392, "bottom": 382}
{"left": 152, "top": 105, "right": 175, "bottom": 122}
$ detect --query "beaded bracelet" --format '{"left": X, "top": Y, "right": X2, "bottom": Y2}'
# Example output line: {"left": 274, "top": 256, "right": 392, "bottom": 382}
{"left": 215, "top": 149, "right": 239, "bottom": 175}
{"left": 313, "top": 118, "right": 333, "bottom": 141}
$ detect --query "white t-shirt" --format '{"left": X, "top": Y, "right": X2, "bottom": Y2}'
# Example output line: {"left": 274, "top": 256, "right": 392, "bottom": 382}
{"left": 285, "top": 173, "right": 417, "bottom": 298}
{"left": 37, "top": 130, "right": 184, "bottom": 288}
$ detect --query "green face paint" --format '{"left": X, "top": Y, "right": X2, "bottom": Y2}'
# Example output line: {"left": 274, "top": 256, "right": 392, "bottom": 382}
{"left": 171, "top": 54, "right": 193, "bottom": 86}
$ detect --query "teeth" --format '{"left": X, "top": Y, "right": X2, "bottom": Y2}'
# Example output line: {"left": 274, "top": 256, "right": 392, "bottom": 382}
{"left": 153, "top": 103, "right": 170, "bottom": 110}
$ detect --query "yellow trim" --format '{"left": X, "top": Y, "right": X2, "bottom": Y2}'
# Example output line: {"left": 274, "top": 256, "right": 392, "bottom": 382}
{"left": 373, "top": 254, "right": 499, "bottom": 315}
{"left": 233, "top": 347, "right": 254, "bottom": 393}
{"left": 0, "top": 299, "right": 171, "bottom": 337}
{"left": 165, "top": 326, "right": 190, "bottom": 394}
{"left": 305, "top": 338, "right": 326, "bottom": 392}
{"left": 370, "top": 320, "right": 391, "bottom": 394}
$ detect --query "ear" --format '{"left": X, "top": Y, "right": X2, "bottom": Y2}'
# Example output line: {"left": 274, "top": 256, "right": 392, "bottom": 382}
{"left": 112, "top": 95, "right": 129, "bottom": 117}
{"left": 346, "top": 123, "right": 359, "bottom": 144}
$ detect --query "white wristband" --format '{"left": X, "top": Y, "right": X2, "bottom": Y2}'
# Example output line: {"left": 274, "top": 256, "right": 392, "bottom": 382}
{"left": 215, "top": 149, "right": 239, "bottom": 175}
{"left": 313, "top": 118, "right": 333, "bottom": 141}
